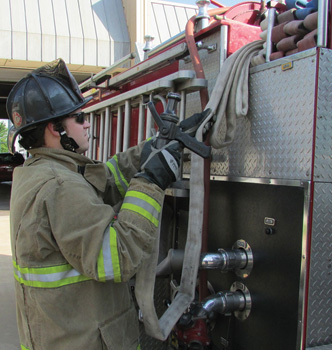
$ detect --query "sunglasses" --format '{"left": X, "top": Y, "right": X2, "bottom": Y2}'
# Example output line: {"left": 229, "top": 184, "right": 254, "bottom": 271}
{"left": 69, "top": 112, "right": 89, "bottom": 124}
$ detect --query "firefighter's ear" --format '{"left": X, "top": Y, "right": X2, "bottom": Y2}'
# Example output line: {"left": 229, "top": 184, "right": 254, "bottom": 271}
{"left": 46, "top": 121, "right": 60, "bottom": 137}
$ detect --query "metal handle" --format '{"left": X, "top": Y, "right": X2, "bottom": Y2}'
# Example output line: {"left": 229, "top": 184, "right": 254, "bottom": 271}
{"left": 147, "top": 94, "right": 211, "bottom": 158}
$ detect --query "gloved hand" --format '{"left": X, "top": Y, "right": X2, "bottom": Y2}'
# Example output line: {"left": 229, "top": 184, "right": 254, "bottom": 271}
{"left": 179, "top": 108, "right": 212, "bottom": 139}
{"left": 135, "top": 140, "right": 182, "bottom": 190}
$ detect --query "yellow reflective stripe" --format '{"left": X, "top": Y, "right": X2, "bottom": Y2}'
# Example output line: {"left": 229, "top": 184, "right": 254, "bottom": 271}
{"left": 21, "top": 345, "right": 30, "bottom": 350}
{"left": 122, "top": 203, "right": 159, "bottom": 227}
{"left": 97, "top": 248, "right": 106, "bottom": 282}
{"left": 97, "top": 223, "right": 121, "bottom": 282}
{"left": 13, "top": 261, "right": 91, "bottom": 288}
{"left": 110, "top": 226, "right": 121, "bottom": 283}
{"left": 126, "top": 191, "right": 161, "bottom": 213}
{"left": 106, "top": 155, "right": 129, "bottom": 197}
{"left": 122, "top": 191, "right": 161, "bottom": 227}
{"left": 13, "top": 260, "right": 72, "bottom": 275}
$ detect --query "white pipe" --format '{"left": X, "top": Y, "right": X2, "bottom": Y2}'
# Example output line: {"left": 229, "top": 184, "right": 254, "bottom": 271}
{"left": 317, "top": 0, "right": 328, "bottom": 48}
{"left": 146, "top": 94, "right": 153, "bottom": 138}
{"left": 179, "top": 91, "right": 186, "bottom": 122}
{"left": 220, "top": 25, "right": 228, "bottom": 68}
{"left": 265, "top": 8, "right": 276, "bottom": 62}
{"left": 138, "top": 98, "right": 145, "bottom": 143}
{"left": 116, "top": 106, "right": 123, "bottom": 153}
{"left": 99, "top": 111, "right": 105, "bottom": 162}
{"left": 123, "top": 100, "right": 131, "bottom": 151}
{"left": 104, "top": 107, "right": 110, "bottom": 161}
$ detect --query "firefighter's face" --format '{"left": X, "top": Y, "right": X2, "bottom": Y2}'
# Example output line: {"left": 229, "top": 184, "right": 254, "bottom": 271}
{"left": 63, "top": 110, "right": 91, "bottom": 154}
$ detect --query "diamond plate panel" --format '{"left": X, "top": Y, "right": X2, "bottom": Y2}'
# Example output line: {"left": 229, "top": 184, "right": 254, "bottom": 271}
{"left": 314, "top": 49, "right": 332, "bottom": 182}
{"left": 306, "top": 182, "right": 332, "bottom": 347}
{"left": 210, "top": 54, "right": 317, "bottom": 179}
{"left": 307, "top": 344, "right": 332, "bottom": 350}
{"left": 182, "top": 48, "right": 318, "bottom": 179}
{"left": 307, "top": 345, "right": 332, "bottom": 350}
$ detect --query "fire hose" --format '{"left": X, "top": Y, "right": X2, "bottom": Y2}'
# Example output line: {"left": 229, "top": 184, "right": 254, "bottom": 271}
{"left": 185, "top": 6, "right": 230, "bottom": 303}
{"left": 134, "top": 9, "right": 264, "bottom": 343}
{"left": 207, "top": 39, "right": 264, "bottom": 148}
{"left": 134, "top": 94, "right": 213, "bottom": 340}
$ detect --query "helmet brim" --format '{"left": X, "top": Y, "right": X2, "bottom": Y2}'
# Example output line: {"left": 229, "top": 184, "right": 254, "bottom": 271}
{"left": 7, "top": 95, "right": 93, "bottom": 153}
{"left": 7, "top": 58, "right": 94, "bottom": 136}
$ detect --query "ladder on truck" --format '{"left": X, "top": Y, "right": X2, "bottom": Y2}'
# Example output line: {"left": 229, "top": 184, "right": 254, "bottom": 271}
{"left": 84, "top": 70, "right": 206, "bottom": 160}
{"left": 82, "top": 42, "right": 208, "bottom": 161}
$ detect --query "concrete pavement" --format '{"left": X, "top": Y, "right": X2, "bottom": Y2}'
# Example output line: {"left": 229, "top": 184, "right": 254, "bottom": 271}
{"left": 0, "top": 183, "right": 20, "bottom": 350}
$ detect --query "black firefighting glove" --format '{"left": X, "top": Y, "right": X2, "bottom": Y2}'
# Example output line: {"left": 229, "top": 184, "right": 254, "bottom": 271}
{"left": 135, "top": 109, "right": 212, "bottom": 189}
{"left": 135, "top": 140, "right": 182, "bottom": 190}
{"left": 179, "top": 108, "right": 212, "bottom": 139}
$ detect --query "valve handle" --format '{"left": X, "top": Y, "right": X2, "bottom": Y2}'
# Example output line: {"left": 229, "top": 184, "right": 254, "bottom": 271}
{"left": 147, "top": 94, "right": 211, "bottom": 159}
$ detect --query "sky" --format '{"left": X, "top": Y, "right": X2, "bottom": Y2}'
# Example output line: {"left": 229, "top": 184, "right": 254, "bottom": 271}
{"left": 163, "top": 0, "right": 242, "bottom": 7}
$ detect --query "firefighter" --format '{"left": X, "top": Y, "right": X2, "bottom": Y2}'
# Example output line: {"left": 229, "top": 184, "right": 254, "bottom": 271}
{"left": 6, "top": 59, "right": 192, "bottom": 350}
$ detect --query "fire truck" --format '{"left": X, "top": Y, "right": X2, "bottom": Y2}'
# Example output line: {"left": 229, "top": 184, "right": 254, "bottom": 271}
{"left": 79, "top": 1, "right": 332, "bottom": 349}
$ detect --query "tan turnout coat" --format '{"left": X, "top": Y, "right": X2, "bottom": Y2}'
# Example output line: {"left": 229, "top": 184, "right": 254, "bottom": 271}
{"left": 10, "top": 145, "right": 163, "bottom": 350}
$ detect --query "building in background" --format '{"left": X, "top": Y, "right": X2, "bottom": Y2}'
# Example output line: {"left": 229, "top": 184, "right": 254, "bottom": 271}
{"left": 0, "top": 0, "right": 198, "bottom": 122}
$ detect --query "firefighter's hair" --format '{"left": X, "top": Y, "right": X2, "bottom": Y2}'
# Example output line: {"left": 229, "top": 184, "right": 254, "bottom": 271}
{"left": 19, "top": 118, "right": 63, "bottom": 150}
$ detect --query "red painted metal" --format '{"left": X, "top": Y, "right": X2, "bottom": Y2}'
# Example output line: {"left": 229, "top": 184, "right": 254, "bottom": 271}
{"left": 86, "top": 62, "right": 179, "bottom": 112}
{"left": 87, "top": 1, "right": 262, "bottom": 164}
{"left": 226, "top": 19, "right": 262, "bottom": 55}
{"left": 129, "top": 109, "right": 139, "bottom": 148}
{"left": 224, "top": 1, "right": 262, "bottom": 25}
{"left": 174, "top": 319, "right": 211, "bottom": 349}
{"left": 86, "top": 2, "right": 262, "bottom": 115}
{"left": 110, "top": 116, "right": 118, "bottom": 156}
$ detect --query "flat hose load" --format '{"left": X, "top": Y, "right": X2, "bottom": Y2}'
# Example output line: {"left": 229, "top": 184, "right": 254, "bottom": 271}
{"left": 207, "top": 40, "right": 264, "bottom": 149}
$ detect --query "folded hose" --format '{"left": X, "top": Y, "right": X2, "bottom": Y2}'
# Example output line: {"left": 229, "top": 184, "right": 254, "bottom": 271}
{"left": 207, "top": 40, "right": 264, "bottom": 149}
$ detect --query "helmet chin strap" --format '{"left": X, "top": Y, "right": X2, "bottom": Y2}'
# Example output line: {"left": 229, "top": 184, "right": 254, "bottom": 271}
{"left": 54, "top": 122, "right": 79, "bottom": 152}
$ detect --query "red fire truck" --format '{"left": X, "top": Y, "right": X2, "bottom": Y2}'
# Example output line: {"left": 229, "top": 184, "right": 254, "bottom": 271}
{"left": 80, "top": 1, "right": 332, "bottom": 349}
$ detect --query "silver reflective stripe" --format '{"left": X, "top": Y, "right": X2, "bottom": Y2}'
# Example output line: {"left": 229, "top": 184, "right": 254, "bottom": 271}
{"left": 13, "top": 261, "right": 92, "bottom": 288}
{"left": 123, "top": 194, "right": 160, "bottom": 223}
{"left": 161, "top": 149, "right": 178, "bottom": 179}
{"left": 101, "top": 224, "right": 115, "bottom": 279}
{"left": 15, "top": 267, "right": 81, "bottom": 282}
